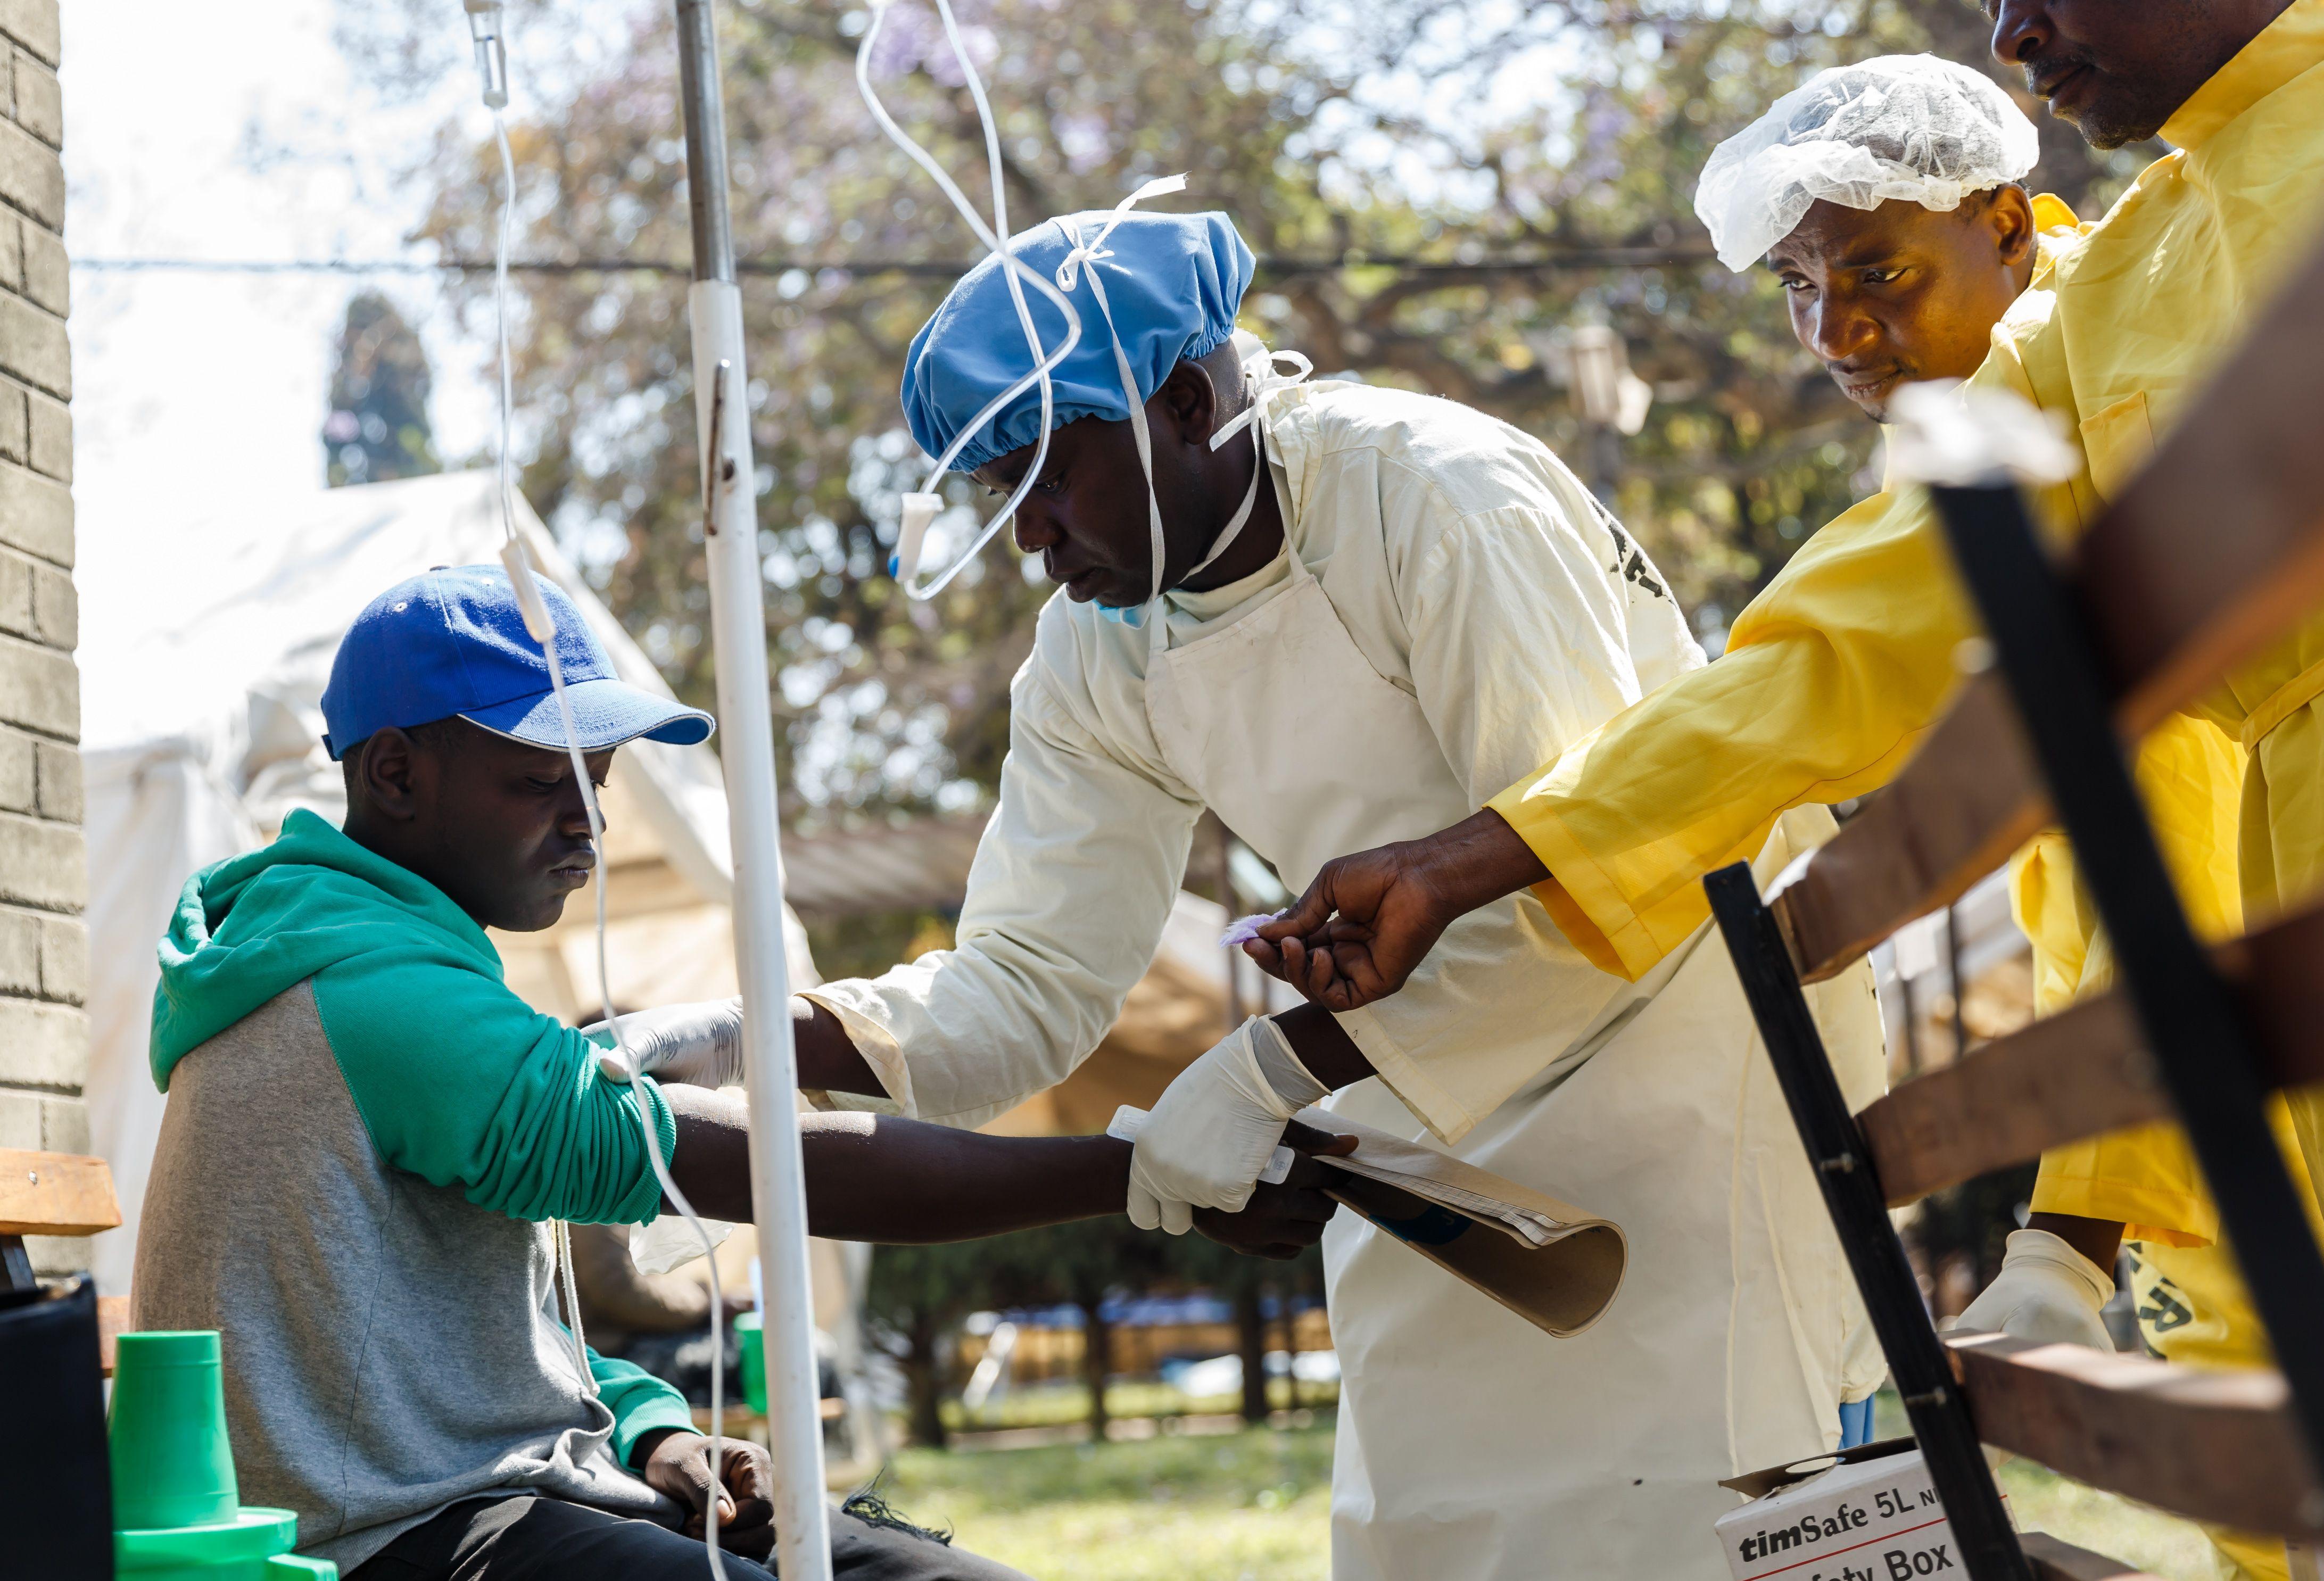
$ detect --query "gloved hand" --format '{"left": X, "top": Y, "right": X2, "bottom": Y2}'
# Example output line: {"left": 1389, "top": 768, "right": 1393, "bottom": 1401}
{"left": 1954, "top": 1228, "right": 2116, "bottom": 1350}
{"left": 1128, "top": 1018, "right": 1328, "bottom": 1234}
{"left": 583, "top": 997, "right": 745, "bottom": 1089}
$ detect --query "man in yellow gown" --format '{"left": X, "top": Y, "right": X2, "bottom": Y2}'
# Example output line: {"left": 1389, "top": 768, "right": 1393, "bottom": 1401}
{"left": 1678, "top": 49, "right": 2318, "bottom": 1581}
{"left": 1681, "top": 47, "right": 2230, "bottom": 1353}
{"left": 1250, "top": 3, "right": 2324, "bottom": 1571}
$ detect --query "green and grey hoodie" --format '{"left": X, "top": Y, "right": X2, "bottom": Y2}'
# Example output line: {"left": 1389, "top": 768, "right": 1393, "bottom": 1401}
{"left": 133, "top": 809, "right": 695, "bottom": 1572}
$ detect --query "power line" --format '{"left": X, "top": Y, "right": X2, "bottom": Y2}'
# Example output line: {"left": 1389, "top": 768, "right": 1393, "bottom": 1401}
{"left": 72, "top": 245, "right": 1716, "bottom": 280}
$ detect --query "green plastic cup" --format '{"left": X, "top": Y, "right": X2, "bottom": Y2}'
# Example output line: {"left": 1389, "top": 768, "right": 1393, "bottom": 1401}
{"left": 265, "top": 1553, "right": 340, "bottom": 1578}
{"left": 735, "top": 1311, "right": 766, "bottom": 1413}
{"left": 110, "top": 1331, "right": 241, "bottom": 1532}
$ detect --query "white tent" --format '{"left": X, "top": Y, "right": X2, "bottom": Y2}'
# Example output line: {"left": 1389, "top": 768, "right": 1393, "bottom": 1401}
{"left": 75, "top": 469, "right": 821, "bottom": 1301}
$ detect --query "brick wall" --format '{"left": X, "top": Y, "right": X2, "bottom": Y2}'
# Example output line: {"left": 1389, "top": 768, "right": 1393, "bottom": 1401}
{"left": 0, "top": 0, "right": 86, "bottom": 1274}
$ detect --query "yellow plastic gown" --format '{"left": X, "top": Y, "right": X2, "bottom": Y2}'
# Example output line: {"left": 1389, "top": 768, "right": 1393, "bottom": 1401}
{"left": 1487, "top": 11, "right": 2324, "bottom": 1573}
{"left": 2016, "top": 744, "right": 2319, "bottom": 1581}
{"left": 2011, "top": 724, "right": 2249, "bottom": 1252}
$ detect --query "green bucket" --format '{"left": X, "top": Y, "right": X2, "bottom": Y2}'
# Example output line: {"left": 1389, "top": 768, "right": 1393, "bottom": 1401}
{"left": 735, "top": 1310, "right": 766, "bottom": 1413}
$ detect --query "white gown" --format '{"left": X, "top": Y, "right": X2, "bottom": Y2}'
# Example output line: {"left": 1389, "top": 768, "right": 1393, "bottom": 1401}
{"left": 808, "top": 380, "right": 1886, "bottom": 1577}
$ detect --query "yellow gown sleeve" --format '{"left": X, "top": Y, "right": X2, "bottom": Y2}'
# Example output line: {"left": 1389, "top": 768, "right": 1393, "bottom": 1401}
{"left": 1487, "top": 289, "right": 2080, "bottom": 983}
{"left": 1486, "top": 485, "right": 1970, "bottom": 978}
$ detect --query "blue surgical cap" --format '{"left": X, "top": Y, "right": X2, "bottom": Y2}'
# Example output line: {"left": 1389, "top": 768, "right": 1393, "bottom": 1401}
{"left": 901, "top": 209, "right": 1256, "bottom": 474}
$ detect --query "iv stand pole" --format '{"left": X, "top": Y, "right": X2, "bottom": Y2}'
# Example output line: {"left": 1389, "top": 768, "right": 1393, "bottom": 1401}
{"left": 674, "top": 4, "right": 836, "bottom": 1575}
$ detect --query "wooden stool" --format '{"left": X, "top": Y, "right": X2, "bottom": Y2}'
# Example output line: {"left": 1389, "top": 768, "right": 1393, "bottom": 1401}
{"left": 2, "top": 1144, "right": 129, "bottom": 1370}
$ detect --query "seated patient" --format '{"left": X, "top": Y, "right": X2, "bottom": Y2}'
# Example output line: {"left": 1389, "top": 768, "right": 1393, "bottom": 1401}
{"left": 133, "top": 566, "right": 1338, "bottom": 1581}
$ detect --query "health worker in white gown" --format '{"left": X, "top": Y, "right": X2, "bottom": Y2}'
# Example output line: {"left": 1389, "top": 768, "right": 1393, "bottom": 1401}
{"left": 780, "top": 207, "right": 1889, "bottom": 1579}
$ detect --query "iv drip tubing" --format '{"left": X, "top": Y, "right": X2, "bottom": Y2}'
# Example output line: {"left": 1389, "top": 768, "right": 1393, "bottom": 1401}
{"left": 491, "top": 120, "right": 517, "bottom": 543}
{"left": 854, "top": 0, "right": 1083, "bottom": 598}
{"left": 471, "top": 9, "right": 741, "bottom": 1572}
{"left": 674, "top": 3, "right": 837, "bottom": 1579}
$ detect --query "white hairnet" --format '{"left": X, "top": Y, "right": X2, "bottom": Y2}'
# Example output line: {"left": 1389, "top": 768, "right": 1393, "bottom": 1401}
{"left": 1693, "top": 54, "right": 2040, "bottom": 271}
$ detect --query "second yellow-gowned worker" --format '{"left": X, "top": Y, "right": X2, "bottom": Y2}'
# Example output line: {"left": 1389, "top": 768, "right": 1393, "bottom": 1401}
{"left": 1688, "top": 46, "right": 2263, "bottom": 1356}
{"left": 1683, "top": 54, "right": 2301, "bottom": 1441}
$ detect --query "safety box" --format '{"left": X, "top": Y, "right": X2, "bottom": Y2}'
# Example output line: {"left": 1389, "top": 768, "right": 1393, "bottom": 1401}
{"left": 1714, "top": 1439, "right": 2009, "bottom": 1581}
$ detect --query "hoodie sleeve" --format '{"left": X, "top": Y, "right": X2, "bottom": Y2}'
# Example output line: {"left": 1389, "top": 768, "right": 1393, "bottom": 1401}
{"left": 589, "top": 1345, "right": 700, "bottom": 1467}
{"left": 309, "top": 950, "right": 677, "bottom": 1224}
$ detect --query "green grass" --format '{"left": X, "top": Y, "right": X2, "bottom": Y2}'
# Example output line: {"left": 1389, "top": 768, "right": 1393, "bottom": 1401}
{"left": 1998, "top": 1459, "right": 2232, "bottom": 1580}
{"left": 870, "top": 1422, "right": 1336, "bottom": 1581}
{"left": 870, "top": 1406, "right": 2246, "bottom": 1581}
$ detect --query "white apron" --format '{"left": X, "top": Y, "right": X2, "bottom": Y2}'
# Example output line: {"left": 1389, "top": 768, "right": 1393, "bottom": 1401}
{"left": 1144, "top": 543, "right": 1885, "bottom": 1580}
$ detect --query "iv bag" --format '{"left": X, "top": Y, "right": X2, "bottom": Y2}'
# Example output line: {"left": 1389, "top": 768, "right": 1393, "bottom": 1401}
{"left": 632, "top": 1212, "right": 737, "bottom": 1276}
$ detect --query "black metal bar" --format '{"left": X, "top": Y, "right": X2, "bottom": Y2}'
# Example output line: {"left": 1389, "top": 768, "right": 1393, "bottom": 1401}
{"left": 1707, "top": 863, "right": 2032, "bottom": 1581}
{"left": 2, "top": 1232, "right": 35, "bottom": 1293}
{"left": 1945, "top": 902, "right": 1967, "bottom": 1058}
{"left": 1930, "top": 481, "right": 2324, "bottom": 1477}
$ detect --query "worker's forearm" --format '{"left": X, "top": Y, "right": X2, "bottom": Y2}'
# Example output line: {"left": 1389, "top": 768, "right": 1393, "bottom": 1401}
{"left": 1274, "top": 1001, "right": 1376, "bottom": 1091}
{"left": 2025, "top": 1212, "right": 2124, "bottom": 1271}
{"left": 1424, "top": 807, "right": 1551, "bottom": 913}
{"left": 660, "top": 1082, "right": 1128, "bottom": 1241}
{"left": 787, "top": 988, "right": 1373, "bottom": 1108}
{"left": 789, "top": 994, "right": 884, "bottom": 1097}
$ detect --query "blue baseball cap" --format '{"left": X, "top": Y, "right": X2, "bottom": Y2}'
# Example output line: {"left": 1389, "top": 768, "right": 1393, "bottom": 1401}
{"left": 320, "top": 565, "right": 714, "bottom": 760}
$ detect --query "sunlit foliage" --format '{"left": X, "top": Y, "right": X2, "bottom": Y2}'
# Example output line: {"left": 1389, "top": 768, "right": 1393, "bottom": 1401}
{"left": 348, "top": 0, "right": 2139, "bottom": 825}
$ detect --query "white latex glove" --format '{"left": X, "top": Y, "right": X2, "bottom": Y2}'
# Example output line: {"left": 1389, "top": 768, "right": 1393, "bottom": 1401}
{"left": 1128, "top": 1018, "right": 1322, "bottom": 1234}
{"left": 1954, "top": 1228, "right": 2116, "bottom": 1351}
{"left": 584, "top": 997, "right": 745, "bottom": 1089}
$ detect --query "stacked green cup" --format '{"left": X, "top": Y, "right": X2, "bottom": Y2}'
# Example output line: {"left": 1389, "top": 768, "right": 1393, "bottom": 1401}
{"left": 109, "top": 1330, "right": 334, "bottom": 1580}
{"left": 735, "top": 1310, "right": 767, "bottom": 1413}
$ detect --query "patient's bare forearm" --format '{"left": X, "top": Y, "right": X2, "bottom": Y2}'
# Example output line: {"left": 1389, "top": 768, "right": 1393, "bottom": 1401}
{"left": 660, "top": 1083, "right": 1129, "bottom": 1241}
{"left": 803, "top": 1114, "right": 1134, "bottom": 1242}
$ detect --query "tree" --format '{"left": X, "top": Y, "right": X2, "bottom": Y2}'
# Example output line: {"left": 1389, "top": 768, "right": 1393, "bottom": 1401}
{"left": 353, "top": 0, "right": 2150, "bottom": 819}
{"left": 322, "top": 290, "right": 442, "bottom": 487}
{"left": 386, "top": 0, "right": 1417, "bottom": 824}
{"left": 1168, "top": 1229, "right": 1326, "bottom": 1426}
{"left": 983, "top": 1218, "right": 1172, "bottom": 1440}
{"left": 862, "top": 1238, "right": 994, "bottom": 1448}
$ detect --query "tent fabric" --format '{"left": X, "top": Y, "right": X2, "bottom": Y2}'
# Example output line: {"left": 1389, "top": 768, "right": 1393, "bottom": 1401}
{"left": 74, "top": 470, "right": 815, "bottom": 1296}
